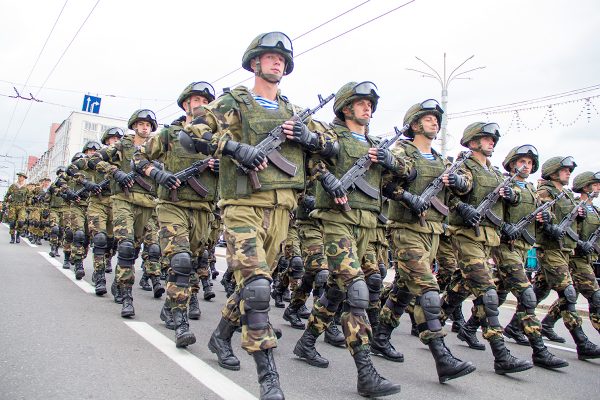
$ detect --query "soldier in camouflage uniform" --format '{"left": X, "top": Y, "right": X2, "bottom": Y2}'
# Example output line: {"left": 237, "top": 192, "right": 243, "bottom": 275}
{"left": 207, "top": 209, "right": 223, "bottom": 280}
{"left": 440, "top": 122, "right": 533, "bottom": 374}
{"left": 39, "top": 178, "right": 51, "bottom": 241}
{"left": 291, "top": 81, "right": 401, "bottom": 397}
{"left": 271, "top": 213, "right": 302, "bottom": 307}
{"left": 180, "top": 32, "right": 336, "bottom": 400}
{"left": 89, "top": 109, "right": 163, "bottom": 318}
{"left": 46, "top": 167, "right": 67, "bottom": 258}
{"left": 134, "top": 81, "right": 219, "bottom": 348}
{"left": 27, "top": 180, "right": 44, "bottom": 245}
{"left": 372, "top": 100, "right": 475, "bottom": 382}
{"left": 4, "top": 172, "right": 28, "bottom": 243}
{"left": 536, "top": 170, "right": 600, "bottom": 351}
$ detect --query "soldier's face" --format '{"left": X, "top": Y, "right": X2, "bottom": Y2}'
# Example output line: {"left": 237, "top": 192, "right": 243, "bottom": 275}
{"left": 106, "top": 136, "right": 120, "bottom": 146}
{"left": 185, "top": 95, "right": 210, "bottom": 114}
{"left": 345, "top": 98, "right": 372, "bottom": 126}
{"left": 17, "top": 176, "right": 25, "bottom": 183}
{"left": 472, "top": 136, "right": 495, "bottom": 157}
{"left": 418, "top": 114, "right": 439, "bottom": 139}
{"left": 252, "top": 52, "right": 285, "bottom": 83}
{"left": 134, "top": 121, "right": 152, "bottom": 138}
{"left": 84, "top": 149, "right": 96, "bottom": 156}
{"left": 587, "top": 182, "right": 600, "bottom": 194}
{"left": 513, "top": 156, "right": 533, "bottom": 177}
{"left": 557, "top": 167, "right": 571, "bottom": 185}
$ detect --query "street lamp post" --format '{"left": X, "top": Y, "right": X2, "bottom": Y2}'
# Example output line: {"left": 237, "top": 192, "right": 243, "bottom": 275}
{"left": 407, "top": 53, "right": 485, "bottom": 157}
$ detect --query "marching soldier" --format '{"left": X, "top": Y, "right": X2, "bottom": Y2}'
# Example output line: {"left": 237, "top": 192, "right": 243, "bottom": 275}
{"left": 4, "top": 172, "right": 28, "bottom": 243}
{"left": 47, "top": 167, "right": 67, "bottom": 259}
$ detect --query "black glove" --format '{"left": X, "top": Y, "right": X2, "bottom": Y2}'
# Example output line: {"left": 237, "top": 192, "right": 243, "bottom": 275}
{"left": 376, "top": 148, "right": 398, "bottom": 171}
{"left": 501, "top": 186, "right": 517, "bottom": 203}
{"left": 447, "top": 173, "right": 468, "bottom": 192}
{"left": 539, "top": 210, "right": 551, "bottom": 224}
{"left": 576, "top": 240, "right": 594, "bottom": 256}
{"left": 542, "top": 223, "right": 565, "bottom": 241}
{"left": 290, "top": 121, "right": 320, "bottom": 151}
{"left": 211, "top": 158, "right": 219, "bottom": 174}
{"left": 577, "top": 205, "right": 588, "bottom": 221}
{"left": 501, "top": 223, "right": 520, "bottom": 241}
{"left": 319, "top": 171, "right": 347, "bottom": 198}
{"left": 149, "top": 168, "right": 179, "bottom": 190}
{"left": 222, "top": 140, "right": 266, "bottom": 170}
{"left": 114, "top": 170, "right": 134, "bottom": 189}
{"left": 83, "top": 180, "right": 102, "bottom": 195}
{"left": 400, "top": 191, "right": 429, "bottom": 215}
{"left": 456, "top": 202, "right": 481, "bottom": 227}
{"left": 64, "top": 190, "right": 80, "bottom": 202}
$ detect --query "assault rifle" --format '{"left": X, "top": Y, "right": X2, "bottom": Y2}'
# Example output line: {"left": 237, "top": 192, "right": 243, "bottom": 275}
{"left": 416, "top": 150, "right": 473, "bottom": 226}
{"left": 123, "top": 160, "right": 156, "bottom": 196}
{"left": 508, "top": 192, "right": 565, "bottom": 249}
{"left": 472, "top": 165, "right": 525, "bottom": 236}
{"left": 74, "top": 178, "right": 111, "bottom": 199}
{"left": 583, "top": 225, "right": 600, "bottom": 255}
{"left": 556, "top": 191, "right": 598, "bottom": 246}
{"left": 338, "top": 124, "right": 410, "bottom": 212}
{"left": 238, "top": 93, "right": 335, "bottom": 190}
{"left": 170, "top": 158, "right": 213, "bottom": 202}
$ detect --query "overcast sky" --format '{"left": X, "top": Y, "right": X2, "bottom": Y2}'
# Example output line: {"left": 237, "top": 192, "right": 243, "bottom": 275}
{"left": 1, "top": 0, "right": 600, "bottom": 186}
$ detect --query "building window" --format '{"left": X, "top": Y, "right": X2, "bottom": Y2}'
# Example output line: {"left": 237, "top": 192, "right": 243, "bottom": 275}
{"left": 83, "top": 121, "right": 98, "bottom": 132}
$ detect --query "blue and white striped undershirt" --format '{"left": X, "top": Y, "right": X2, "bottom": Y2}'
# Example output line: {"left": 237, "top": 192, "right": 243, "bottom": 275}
{"left": 351, "top": 132, "right": 368, "bottom": 142}
{"left": 251, "top": 93, "right": 279, "bottom": 110}
{"left": 515, "top": 181, "right": 526, "bottom": 189}
{"left": 420, "top": 152, "right": 435, "bottom": 161}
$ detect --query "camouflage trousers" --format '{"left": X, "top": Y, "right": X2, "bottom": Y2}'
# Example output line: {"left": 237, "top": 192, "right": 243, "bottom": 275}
{"left": 7, "top": 205, "right": 26, "bottom": 235}
{"left": 206, "top": 213, "right": 223, "bottom": 272}
{"left": 380, "top": 227, "right": 443, "bottom": 344}
{"left": 436, "top": 234, "right": 458, "bottom": 293}
{"left": 61, "top": 209, "right": 72, "bottom": 253}
{"left": 543, "top": 255, "right": 600, "bottom": 332}
{"left": 157, "top": 203, "right": 212, "bottom": 311}
{"left": 28, "top": 207, "right": 42, "bottom": 238}
{"left": 532, "top": 248, "right": 582, "bottom": 330}
{"left": 274, "top": 220, "right": 302, "bottom": 295}
{"left": 492, "top": 243, "right": 542, "bottom": 339}
{"left": 49, "top": 208, "right": 66, "bottom": 247}
{"left": 220, "top": 205, "right": 288, "bottom": 353}
{"left": 290, "top": 219, "right": 327, "bottom": 309}
{"left": 112, "top": 198, "right": 160, "bottom": 287}
{"left": 307, "top": 219, "right": 374, "bottom": 355}
{"left": 87, "top": 200, "right": 114, "bottom": 273}
{"left": 67, "top": 205, "right": 88, "bottom": 262}
{"left": 442, "top": 234, "right": 502, "bottom": 341}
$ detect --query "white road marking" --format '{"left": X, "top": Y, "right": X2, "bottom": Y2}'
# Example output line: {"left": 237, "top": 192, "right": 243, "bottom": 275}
{"left": 39, "top": 251, "right": 95, "bottom": 294}
{"left": 124, "top": 321, "right": 257, "bottom": 400}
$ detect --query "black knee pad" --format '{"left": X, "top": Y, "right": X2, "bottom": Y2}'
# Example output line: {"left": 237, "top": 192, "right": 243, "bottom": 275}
{"left": 168, "top": 252, "right": 192, "bottom": 287}
{"left": 290, "top": 256, "right": 304, "bottom": 280}
{"left": 314, "top": 269, "right": 329, "bottom": 289}
{"left": 241, "top": 278, "right": 271, "bottom": 330}
{"left": 92, "top": 232, "right": 108, "bottom": 256}
{"left": 51, "top": 226, "right": 60, "bottom": 239}
{"left": 117, "top": 240, "right": 136, "bottom": 267}
{"left": 73, "top": 230, "right": 86, "bottom": 247}
{"left": 347, "top": 279, "right": 369, "bottom": 315}
{"left": 366, "top": 273, "right": 382, "bottom": 303}
{"left": 497, "top": 289, "right": 508, "bottom": 307}
{"left": 378, "top": 262, "right": 387, "bottom": 279}
{"left": 319, "top": 284, "right": 344, "bottom": 313}
{"left": 519, "top": 286, "right": 537, "bottom": 314}
{"left": 64, "top": 228, "right": 73, "bottom": 242}
{"left": 147, "top": 243, "right": 161, "bottom": 262}
{"left": 276, "top": 256, "right": 289, "bottom": 273}
{"left": 482, "top": 289, "right": 500, "bottom": 327}
{"left": 559, "top": 284, "right": 577, "bottom": 312}
{"left": 298, "top": 273, "right": 315, "bottom": 294}
{"left": 418, "top": 291, "right": 443, "bottom": 332}
{"left": 385, "top": 284, "right": 413, "bottom": 315}
{"left": 197, "top": 249, "right": 209, "bottom": 268}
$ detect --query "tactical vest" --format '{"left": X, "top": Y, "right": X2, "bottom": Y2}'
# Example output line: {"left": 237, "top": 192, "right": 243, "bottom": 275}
{"left": 449, "top": 157, "right": 504, "bottom": 228}
{"left": 110, "top": 134, "right": 156, "bottom": 196}
{"left": 388, "top": 141, "right": 446, "bottom": 224}
{"left": 578, "top": 204, "right": 600, "bottom": 244}
{"left": 86, "top": 158, "right": 112, "bottom": 196}
{"left": 158, "top": 126, "right": 218, "bottom": 202}
{"left": 315, "top": 125, "right": 382, "bottom": 213}
{"left": 218, "top": 87, "right": 305, "bottom": 199}
{"left": 505, "top": 181, "right": 537, "bottom": 239}
{"left": 9, "top": 184, "right": 28, "bottom": 204}
{"left": 536, "top": 182, "right": 578, "bottom": 250}
{"left": 49, "top": 188, "right": 65, "bottom": 208}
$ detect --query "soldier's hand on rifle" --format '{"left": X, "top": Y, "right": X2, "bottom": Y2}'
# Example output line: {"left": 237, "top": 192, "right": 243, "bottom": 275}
{"left": 319, "top": 171, "right": 347, "bottom": 204}
{"left": 400, "top": 191, "right": 429, "bottom": 214}
{"left": 114, "top": 170, "right": 134, "bottom": 189}
{"left": 83, "top": 180, "right": 102, "bottom": 195}
{"left": 536, "top": 210, "right": 551, "bottom": 224}
{"left": 444, "top": 173, "right": 468, "bottom": 192}
{"left": 501, "top": 223, "right": 520, "bottom": 241}
{"left": 223, "top": 140, "right": 268, "bottom": 171}
{"left": 149, "top": 168, "right": 180, "bottom": 190}
{"left": 542, "top": 223, "right": 564, "bottom": 241}
{"left": 369, "top": 148, "right": 397, "bottom": 171}
{"left": 209, "top": 158, "right": 219, "bottom": 174}
{"left": 499, "top": 186, "right": 517, "bottom": 203}
{"left": 456, "top": 202, "right": 481, "bottom": 227}
{"left": 283, "top": 120, "right": 320, "bottom": 150}
{"left": 576, "top": 240, "right": 594, "bottom": 256}
{"left": 577, "top": 205, "right": 587, "bottom": 220}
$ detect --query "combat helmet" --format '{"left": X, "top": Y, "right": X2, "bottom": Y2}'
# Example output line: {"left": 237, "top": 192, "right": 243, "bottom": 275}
{"left": 333, "top": 81, "right": 380, "bottom": 120}
{"left": 502, "top": 144, "right": 539, "bottom": 173}
{"left": 82, "top": 140, "right": 102, "bottom": 153}
{"left": 177, "top": 82, "right": 216, "bottom": 110}
{"left": 403, "top": 99, "right": 444, "bottom": 138}
{"left": 541, "top": 156, "right": 577, "bottom": 180}
{"left": 127, "top": 109, "right": 158, "bottom": 132}
{"left": 55, "top": 166, "right": 66, "bottom": 176}
{"left": 101, "top": 127, "right": 125, "bottom": 145}
{"left": 242, "top": 32, "right": 294, "bottom": 75}
{"left": 16, "top": 172, "right": 27, "bottom": 178}
{"left": 572, "top": 171, "right": 600, "bottom": 193}
{"left": 460, "top": 122, "right": 501, "bottom": 147}
{"left": 71, "top": 152, "right": 85, "bottom": 163}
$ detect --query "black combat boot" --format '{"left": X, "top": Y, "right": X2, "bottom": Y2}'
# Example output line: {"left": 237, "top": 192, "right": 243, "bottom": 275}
{"left": 529, "top": 335, "right": 569, "bottom": 369}
{"left": 121, "top": 286, "right": 135, "bottom": 318}
{"left": 188, "top": 292, "right": 201, "bottom": 320}
{"left": 298, "top": 304, "right": 310, "bottom": 319}
{"left": 208, "top": 318, "right": 241, "bottom": 370}
{"left": 210, "top": 261, "right": 219, "bottom": 280}
{"left": 283, "top": 306, "right": 305, "bottom": 329}
{"left": 139, "top": 271, "right": 152, "bottom": 291}
{"left": 49, "top": 244, "right": 58, "bottom": 257}
{"left": 503, "top": 314, "right": 529, "bottom": 346}
{"left": 570, "top": 326, "right": 600, "bottom": 360}
{"left": 428, "top": 337, "right": 476, "bottom": 383}
{"left": 94, "top": 271, "right": 107, "bottom": 296}
{"left": 35, "top": 236, "right": 42, "bottom": 245}
{"left": 172, "top": 308, "right": 196, "bottom": 348}
{"left": 221, "top": 270, "right": 235, "bottom": 297}
{"left": 160, "top": 302, "right": 175, "bottom": 330}
{"left": 367, "top": 308, "right": 380, "bottom": 330}
{"left": 451, "top": 307, "right": 466, "bottom": 333}
{"left": 489, "top": 338, "right": 533, "bottom": 374}
{"left": 201, "top": 277, "right": 215, "bottom": 300}
{"left": 150, "top": 275, "right": 165, "bottom": 298}
{"left": 282, "top": 288, "right": 291, "bottom": 303}
{"left": 324, "top": 323, "right": 346, "bottom": 348}
{"left": 15, "top": 232, "right": 20, "bottom": 243}
{"left": 160, "top": 268, "right": 167, "bottom": 280}
{"left": 353, "top": 350, "right": 401, "bottom": 398}
{"left": 371, "top": 322, "right": 404, "bottom": 362}
{"left": 457, "top": 316, "right": 485, "bottom": 350}
{"left": 9, "top": 233, "right": 15, "bottom": 244}
{"left": 541, "top": 314, "right": 566, "bottom": 343}
{"left": 111, "top": 279, "right": 124, "bottom": 304}
{"left": 293, "top": 330, "right": 329, "bottom": 368}
{"left": 271, "top": 288, "right": 285, "bottom": 308}
{"left": 74, "top": 260, "right": 85, "bottom": 280}
{"left": 253, "top": 349, "right": 284, "bottom": 400}
{"left": 62, "top": 252, "right": 71, "bottom": 269}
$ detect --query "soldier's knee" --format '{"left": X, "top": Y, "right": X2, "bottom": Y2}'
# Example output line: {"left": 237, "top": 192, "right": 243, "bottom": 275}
{"left": 64, "top": 228, "right": 73, "bottom": 242}
{"left": 92, "top": 232, "right": 108, "bottom": 255}
{"left": 73, "top": 230, "right": 86, "bottom": 247}
{"left": 50, "top": 226, "right": 60, "bottom": 238}
{"left": 519, "top": 286, "right": 537, "bottom": 313}
{"left": 241, "top": 278, "right": 271, "bottom": 330}
{"left": 290, "top": 256, "right": 304, "bottom": 279}
{"left": 169, "top": 252, "right": 192, "bottom": 287}
{"left": 117, "top": 240, "right": 136, "bottom": 267}
{"left": 418, "top": 290, "right": 443, "bottom": 332}
{"left": 559, "top": 284, "right": 578, "bottom": 312}
{"left": 314, "top": 269, "right": 329, "bottom": 289}
{"left": 482, "top": 288, "right": 500, "bottom": 326}
{"left": 347, "top": 279, "right": 369, "bottom": 316}
{"left": 366, "top": 273, "right": 382, "bottom": 303}
{"left": 147, "top": 243, "right": 161, "bottom": 262}
{"left": 320, "top": 283, "right": 344, "bottom": 312}
{"left": 198, "top": 250, "right": 209, "bottom": 268}
{"left": 378, "top": 262, "right": 387, "bottom": 279}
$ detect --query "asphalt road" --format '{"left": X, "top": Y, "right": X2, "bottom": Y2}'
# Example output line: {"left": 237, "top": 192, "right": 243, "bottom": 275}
{"left": 1, "top": 222, "right": 599, "bottom": 400}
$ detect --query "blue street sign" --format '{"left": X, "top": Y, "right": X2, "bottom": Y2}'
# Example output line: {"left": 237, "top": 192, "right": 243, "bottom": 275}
{"left": 82, "top": 95, "right": 101, "bottom": 114}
